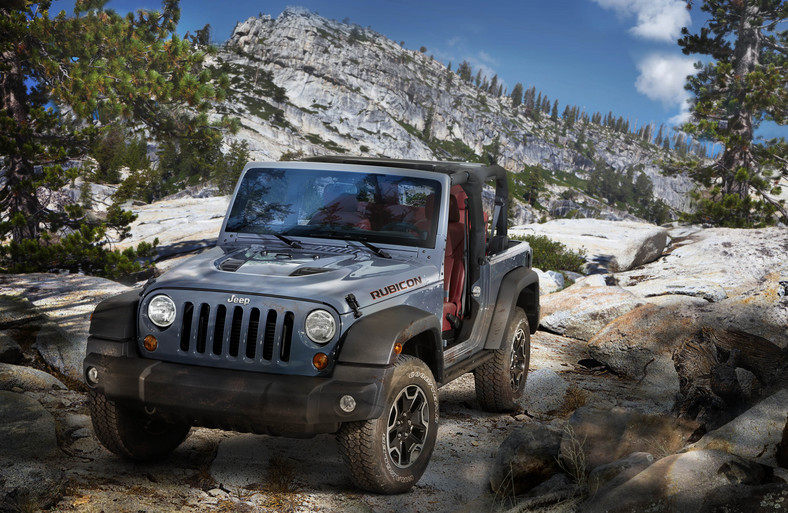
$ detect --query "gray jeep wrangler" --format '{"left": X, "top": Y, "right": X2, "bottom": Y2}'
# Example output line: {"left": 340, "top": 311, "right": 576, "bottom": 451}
{"left": 83, "top": 157, "right": 539, "bottom": 494}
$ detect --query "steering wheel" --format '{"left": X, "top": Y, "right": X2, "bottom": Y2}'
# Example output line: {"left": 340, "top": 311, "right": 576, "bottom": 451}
{"left": 381, "top": 222, "right": 427, "bottom": 238}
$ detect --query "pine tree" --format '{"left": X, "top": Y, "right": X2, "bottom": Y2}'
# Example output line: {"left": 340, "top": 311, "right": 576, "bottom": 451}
{"left": 0, "top": 0, "right": 232, "bottom": 275}
{"left": 550, "top": 100, "right": 559, "bottom": 122}
{"left": 510, "top": 83, "right": 524, "bottom": 108}
{"left": 678, "top": 0, "right": 787, "bottom": 226}
{"left": 524, "top": 87, "right": 536, "bottom": 116}
{"left": 490, "top": 74, "right": 498, "bottom": 96}
{"left": 458, "top": 60, "right": 472, "bottom": 82}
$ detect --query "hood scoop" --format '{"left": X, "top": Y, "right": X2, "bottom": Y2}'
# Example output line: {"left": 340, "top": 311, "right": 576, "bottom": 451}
{"left": 219, "top": 257, "right": 247, "bottom": 272}
{"left": 290, "top": 267, "right": 331, "bottom": 276}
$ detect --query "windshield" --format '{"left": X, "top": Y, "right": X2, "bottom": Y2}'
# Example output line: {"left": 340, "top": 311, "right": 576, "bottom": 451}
{"left": 225, "top": 167, "right": 443, "bottom": 248}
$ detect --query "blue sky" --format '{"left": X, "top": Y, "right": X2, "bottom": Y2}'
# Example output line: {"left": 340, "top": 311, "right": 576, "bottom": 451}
{"left": 52, "top": 0, "right": 785, "bottom": 140}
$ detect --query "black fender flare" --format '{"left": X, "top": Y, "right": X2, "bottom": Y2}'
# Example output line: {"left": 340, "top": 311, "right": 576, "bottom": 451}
{"left": 484, "top": 268, "right": 540, "bottom": 350}
{"left": 89, "top": 289, "right": 141, "bottom": 341}
{"left": 337, "top": 305, "right": 443, "bottom": 379}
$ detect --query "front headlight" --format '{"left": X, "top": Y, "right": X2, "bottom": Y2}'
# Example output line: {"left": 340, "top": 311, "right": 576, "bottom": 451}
{"left": 148, "top": 295, "right": 176, "bottom": 328}
{"left": 305, "top": 309, "right": 336, "bottom": 344}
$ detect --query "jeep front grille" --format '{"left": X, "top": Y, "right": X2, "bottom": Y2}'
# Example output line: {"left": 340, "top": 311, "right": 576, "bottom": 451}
{"left": 178, "top": 301, "right": 294, "bottom": 362}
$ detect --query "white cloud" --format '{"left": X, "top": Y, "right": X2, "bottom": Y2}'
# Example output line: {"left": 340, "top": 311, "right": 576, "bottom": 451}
{"left": 635, "top": 54, "right": 698, "bottom": 125}
{"left": 592, "top": 0, "right": 691, "bottom": 42}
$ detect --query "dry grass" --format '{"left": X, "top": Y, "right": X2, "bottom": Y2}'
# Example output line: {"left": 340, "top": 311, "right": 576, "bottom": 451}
{"left": 553, "top": 385, "right": 590, "bottom": 417}
{"left": 557, "top": 423, "right": 588, "bottom": 492}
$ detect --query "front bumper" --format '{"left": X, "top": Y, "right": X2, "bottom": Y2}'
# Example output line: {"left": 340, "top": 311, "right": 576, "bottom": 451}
{"left": 83, "top": 337, "right": 390, "bottom": 437}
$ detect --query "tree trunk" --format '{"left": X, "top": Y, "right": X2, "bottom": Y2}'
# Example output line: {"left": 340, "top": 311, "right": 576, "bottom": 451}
{"left": 0, "top": 50, "right": 42, "bottom": 240}
{"left": 721, "top": 3, "right": 762, "bottom": 201}
{"left": 673, "top": 326, "right": 788, "bottom": 429}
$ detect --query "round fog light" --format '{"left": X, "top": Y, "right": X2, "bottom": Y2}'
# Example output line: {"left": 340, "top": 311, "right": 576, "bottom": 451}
{"left": 86, "top": 367, "right": 99, "bottom": 385}
{"left": 339, "top": 394, "right": 356, "bottom": 413}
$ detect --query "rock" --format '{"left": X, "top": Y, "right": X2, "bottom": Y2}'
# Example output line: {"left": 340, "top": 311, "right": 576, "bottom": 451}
{"left": 0, "top": 295, "right": 41, "bottom": 329}
{"left": 688, "top": 389, "right": 788, "bottom": 468}
{"left": 0, "top": 363, "right": 66, "bottom": 391}
{"left": 0, "top": 391, "right": 61, "bottom": 459}
{"left": 539, "top": 284, "right": 644, "bottom": 341}
{"left": 511, "top": 219, "right": 668, "bottom": 272}
{"left": 115, "top": 194, "right": 230, "bottom": 251}
{"left": 564, "top": 407, "right": 700, "bottom": 472}
{"left": 520, "top": 369, "right": 569, "bottom": 414}
{"left": 618, "top": 227, "right": 788, "bottom": 301}
{"left": 0, "top": 334, "right": 22, "bottom": 364}
{"left": 587, "top": 452, "right": 654, "bottom": 495}
{"left": 587, "top": 302, "right": 699, "bottom": 381}
{"left": 0, "top": 273, "right": 131, "bottom": 382}
{"left": 546, "top": 271, "right": 565, "bottom": 290}
{"left": 0, "top": 460, "right": 66, "bottom": 513}
{"left": 34, "top": 321, "right": 84, "bottom": 383}
{"left": 579, "top": 450, "right": 770, "bottom": 513}
{"left": 489, "top": 423, "right": 564, "bottom": 496}
{"left": 534, "top": 269, "right": 562, "bottom": 295}
{"left": 0, "top": 391, "right": 65, "bottom": 512}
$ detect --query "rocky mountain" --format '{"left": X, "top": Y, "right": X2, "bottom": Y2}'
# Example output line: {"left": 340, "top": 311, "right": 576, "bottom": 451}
{"left": 203, "top": 7, "right": 694, "bottom": 221}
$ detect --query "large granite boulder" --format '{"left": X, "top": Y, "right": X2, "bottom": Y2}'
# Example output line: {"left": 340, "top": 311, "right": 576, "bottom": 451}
{"left": 0, "top": 392, "right": 65, "bottom": 512}
{"left": 688, "top": 389, "right": 788, "bottom": 468}
{"left": 489, "top": 423, "right": 564, "bottom": 496}
{"left": 539, "top": 280, "right": 645, "bottom": 341}
{"left": 510, "top": 219, "right": 668, "bottom": 272}
{"left": 580, "top": 450, "right": 773, "bottom": 513}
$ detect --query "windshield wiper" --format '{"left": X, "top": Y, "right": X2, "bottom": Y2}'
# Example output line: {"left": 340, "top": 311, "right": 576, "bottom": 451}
{"left": 273, "top": 234, "right": 302, "bottom": 249}
{"left": 356, "top": 239, "right": 391, "bottom": 259}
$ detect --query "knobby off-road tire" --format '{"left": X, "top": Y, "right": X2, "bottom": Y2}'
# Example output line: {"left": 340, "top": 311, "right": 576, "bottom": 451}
{"left": 88, "top": 390, "right": 191, "bottom": 461}
{"left": 474, "top": 307, "right": 530, "bottom": 412}
{"left": 337, "top": 355, "right": 439, "bottom": 494}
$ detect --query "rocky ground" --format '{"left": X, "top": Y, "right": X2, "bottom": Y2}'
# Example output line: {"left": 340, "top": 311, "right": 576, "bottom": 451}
{"left": 1, "top": 209, "right": 787, "bottom": 512}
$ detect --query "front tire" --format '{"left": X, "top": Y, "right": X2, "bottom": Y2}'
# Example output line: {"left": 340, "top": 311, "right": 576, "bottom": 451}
{"left": 474, "top": 307, "right": 530, "bottom": 412}
{"left": 337, "top": 355, "right": 439, "bottom": 494}
{"left": 88, "top": 390, "right": 191, "bottom": 461}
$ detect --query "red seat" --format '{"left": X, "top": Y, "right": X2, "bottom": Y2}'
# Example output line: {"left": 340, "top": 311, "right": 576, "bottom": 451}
{"left": 443, "top": 191, "right": 466, "bottom": 331}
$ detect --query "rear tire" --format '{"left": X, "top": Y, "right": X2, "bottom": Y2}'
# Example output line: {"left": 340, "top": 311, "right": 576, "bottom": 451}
{"left": 88, "top": 390, "right": 191, "bottom": 461}
{"left": 474, "top": 307, "right": 530, "bottom": 412}
{"left": 337, "top": 355, "right": 439, "bottom": 494}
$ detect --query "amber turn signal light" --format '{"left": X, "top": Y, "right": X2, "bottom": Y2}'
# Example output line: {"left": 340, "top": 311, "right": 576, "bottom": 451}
{"left": 393, "top": 342, "right": 403, "bottom": 355}
{"left": 313, "top": 352, "right": 329, "bottom": 370}
{"left": 143, "top": 335, "right": 158, "bottom": 352}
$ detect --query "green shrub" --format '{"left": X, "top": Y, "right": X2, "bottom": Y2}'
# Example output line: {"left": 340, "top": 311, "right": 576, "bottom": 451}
{"left": 512, "top": 233, "right": 586, "bottom": 273}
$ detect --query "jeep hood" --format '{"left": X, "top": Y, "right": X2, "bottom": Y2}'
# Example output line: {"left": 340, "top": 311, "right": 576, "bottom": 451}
{"left": 146, "top": 245, "right": 439, "bottom": 314}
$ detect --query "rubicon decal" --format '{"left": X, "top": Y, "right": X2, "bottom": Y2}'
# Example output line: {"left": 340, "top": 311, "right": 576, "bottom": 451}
{"left": 370, "top": 276, "right": 423, "bottom": 300}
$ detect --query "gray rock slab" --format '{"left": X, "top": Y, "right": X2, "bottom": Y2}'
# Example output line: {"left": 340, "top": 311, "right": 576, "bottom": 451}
{"left": 564, "top": 406, "right": 699, "bottom": 471}
{"left": 539, "top": 284, "right": 645, "bottom": 341}
{"left": 520, "top": 368, "right": 569, "bottom": 414}
{"left": 0, "top": 296, "right": 41, "bottom": 329}
{"left": 688, "top": 388, "right": 788, "bottom": 468}
{"left": 34, "top": 321, "right": 84, "bottom": 383}
{"left": 0, "top": 273, "right": 130, "bottom": 382}
{"left": 0, "top": 391, "right": 61, "bottom": 460}
{"left": 0, "top": 334, "right": 22, "bottom": 364}
{"left": 489, "top": 423, "right": 564, "bottom": 495}
{"left": 510, "top": 219, "right": 668, "bottom": 272}
{"left": 0, "top": 459, "right": 66, "bottom": 513}
{"left": 0, "top": 363, "right": 66, "bottom": 392}
{"left": 580, "top": 450, "right": 770, "bottom": 513}
{"left": 618, "top": 226, "right": 788, "bottom": 301}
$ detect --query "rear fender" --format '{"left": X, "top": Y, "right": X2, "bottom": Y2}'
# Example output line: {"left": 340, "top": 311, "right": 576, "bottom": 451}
{"left": 484, "top": 268, "right": 540, "bottom": 350}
